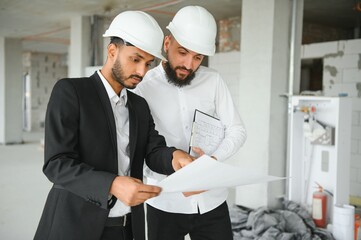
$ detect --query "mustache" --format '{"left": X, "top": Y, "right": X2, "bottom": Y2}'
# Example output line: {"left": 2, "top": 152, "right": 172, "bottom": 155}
{"left": 128, "top": 74, "right": 143, "bottom": 81}
{"left": 175, "top": 66, "right": 192, "bottom": 74}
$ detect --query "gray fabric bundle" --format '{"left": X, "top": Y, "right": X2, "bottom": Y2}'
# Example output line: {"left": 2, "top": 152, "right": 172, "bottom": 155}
{"left": 230, "top": 200, "right": 335, "bottom": 240}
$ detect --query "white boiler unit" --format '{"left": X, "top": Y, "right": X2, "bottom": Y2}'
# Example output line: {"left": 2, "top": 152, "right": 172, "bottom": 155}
{"left": 287, "top": 96, "right": 352, "bottom": 224}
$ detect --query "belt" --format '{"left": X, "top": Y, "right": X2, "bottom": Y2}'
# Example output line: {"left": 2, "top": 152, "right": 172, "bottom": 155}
{"left": 105, "top": 213, "right": 131, "bottom": 227}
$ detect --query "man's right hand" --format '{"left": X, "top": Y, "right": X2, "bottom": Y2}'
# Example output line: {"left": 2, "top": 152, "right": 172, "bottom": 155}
{"left": 109, "top": 176, "right": 161, "bottom": 206}
{"left": 171, "top": 150, "right": 195, "bottom": 171}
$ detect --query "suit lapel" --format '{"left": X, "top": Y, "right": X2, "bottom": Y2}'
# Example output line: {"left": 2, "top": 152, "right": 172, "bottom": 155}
{"left": 90, "top": 73, "right": 118, "bottom": 169}
{"left": 127, "top": 91, "right": 137, "bottom": 167}
{"left": 90, "top": 74, "right": 137, "bottom": 173}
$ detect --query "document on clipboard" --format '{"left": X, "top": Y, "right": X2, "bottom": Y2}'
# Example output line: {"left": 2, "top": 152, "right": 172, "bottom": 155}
{"left": 189, "top": 109, "right": 224, "bottom": 156}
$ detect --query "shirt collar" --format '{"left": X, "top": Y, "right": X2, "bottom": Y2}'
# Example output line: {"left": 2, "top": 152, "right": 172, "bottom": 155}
{"left": 159, "top": 62, "right": 166, "bottom": 76}
{"left": 97, "top": 70, "right": 128, "bottom": 105}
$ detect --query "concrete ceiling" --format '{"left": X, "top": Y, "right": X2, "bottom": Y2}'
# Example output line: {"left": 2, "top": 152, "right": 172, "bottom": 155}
{"left": 0, "top": 0, "right": 360, "bottom": 54}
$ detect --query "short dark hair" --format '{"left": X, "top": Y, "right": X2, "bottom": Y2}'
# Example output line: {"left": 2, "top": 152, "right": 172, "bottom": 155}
{"left": 110, "top": 37, "right": 134, "bottom": 47}
{"left": 110, "top": 37, "right": 125, "bottom": 47}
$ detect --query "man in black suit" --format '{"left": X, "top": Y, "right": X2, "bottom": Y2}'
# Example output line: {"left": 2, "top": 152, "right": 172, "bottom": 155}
{"left": 34, "top": 11, "right": 193, "bottom": 240}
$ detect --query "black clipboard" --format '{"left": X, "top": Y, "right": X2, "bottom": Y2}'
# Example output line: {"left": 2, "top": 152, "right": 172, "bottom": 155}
{"left": 188, "top": 109, "right": 225, "bottom": 156}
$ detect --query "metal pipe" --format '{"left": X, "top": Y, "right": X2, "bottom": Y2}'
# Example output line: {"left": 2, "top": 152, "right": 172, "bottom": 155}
{"left": 140, "top": 0, "right": 186, "bottom": 12}
{"left": 286, "top": 0, "right": 300, "bottom": 201}
{"left": 288, "top": 0, "right": 297, "bottom": 96}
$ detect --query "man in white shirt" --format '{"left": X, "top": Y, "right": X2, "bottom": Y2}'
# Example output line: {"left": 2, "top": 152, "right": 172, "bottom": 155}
{"left": 135, "top": 6, "right": 247, "bottom": 240}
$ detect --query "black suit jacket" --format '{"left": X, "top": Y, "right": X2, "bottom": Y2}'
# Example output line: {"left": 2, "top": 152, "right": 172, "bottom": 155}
{"left": 34, "top": 73, "right": 175, "bottom": 240}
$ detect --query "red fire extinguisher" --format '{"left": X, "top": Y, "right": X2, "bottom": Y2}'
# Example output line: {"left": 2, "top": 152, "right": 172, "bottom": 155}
{"left": 312, "top": 182, "right": 327, "bottom": 228}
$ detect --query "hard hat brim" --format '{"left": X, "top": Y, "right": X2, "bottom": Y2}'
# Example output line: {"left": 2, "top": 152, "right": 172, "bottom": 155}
{"left": 103, "top": 34, "right": 167, "bottom": 61}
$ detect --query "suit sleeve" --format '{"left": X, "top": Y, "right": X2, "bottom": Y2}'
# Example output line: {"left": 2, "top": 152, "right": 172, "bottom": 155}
{"left": 135, "top": 97, "right": 176, "bottom": 175}
{"left": 43, "top": 79, "right": 116, "bottom": 210}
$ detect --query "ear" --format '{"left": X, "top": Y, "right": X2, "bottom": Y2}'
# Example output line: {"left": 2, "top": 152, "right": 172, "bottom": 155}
{"left": 107, "top": 43, "right": 118, "bottom": 60}
{"left": 163, "top": 35, "right": 171, "bottom": 53}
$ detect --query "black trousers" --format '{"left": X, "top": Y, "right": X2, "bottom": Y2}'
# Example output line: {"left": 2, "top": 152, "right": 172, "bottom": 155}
{"left": 147, "top": 201, "right": 233, "bottom": 240}
{"left": 100, "top": 216, "right": 133, "bottom": 240}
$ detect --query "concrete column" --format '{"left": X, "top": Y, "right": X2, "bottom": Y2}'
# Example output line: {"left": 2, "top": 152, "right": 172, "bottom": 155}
{"left": 89, "top": 15, "right": 106, "bottom": 67}
{"left": 68, "top": 16, "right": 91, "bottom": 78}
{"left": 235, "top": 0, "right": 303, "bottom": 208}
{"left": 0, "top": 38, "right": 23, "bottom": 144}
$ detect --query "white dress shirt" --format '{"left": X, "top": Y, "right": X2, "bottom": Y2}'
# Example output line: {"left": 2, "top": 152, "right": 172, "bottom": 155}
{"left": 134, "top": 64, "right": 246, "bottom": 214}
{"left": 98, "top": 70, "right": 131, "bottom": 217}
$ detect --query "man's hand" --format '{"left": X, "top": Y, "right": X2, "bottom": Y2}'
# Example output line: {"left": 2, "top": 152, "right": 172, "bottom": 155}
{"left": 183, "top": 190, "right": 205, "bottom": 197}
{"left": 171, "top": 150, "right": 195, "bottom": 171}
{"left": 180, "top": 147, "right": 216, "bottom": 197}
{"left": 191, "top": 147, "right": 204, "bottom": 157}
{"left": 109, "top": 176, "right": 161, "bottom": 206}
{"left": 192, "top": 147, "right": 217, "bottom": 160}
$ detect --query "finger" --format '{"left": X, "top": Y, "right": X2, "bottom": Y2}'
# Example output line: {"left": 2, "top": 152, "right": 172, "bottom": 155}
{"left": 138, "top": 184, "right": 162, "bottom": 194}
{"left": 136, "top": 191, "right": 160, "bottom": 201}
{"left": 178, "top": 160, "right": 190, "bottom": 168}
{"left": 182, "top": 190, "right": 205, "bottom": 197}
{"left": 172, "top": 151, "right": 195, "bottom": 171}
{"left": 132, "top": 178, "right": 143, "bottom": 183}
{"left": 127, "top": 191, "right": 160, "bottom": 206}
{"left": 192, "top": 147, "right": 204, "bottom": 156}
{"left": 183, "top": 192, "right": 192, "bottom": 197}
{"left": 120, "top": 187, "right": 160, "bottom": 207}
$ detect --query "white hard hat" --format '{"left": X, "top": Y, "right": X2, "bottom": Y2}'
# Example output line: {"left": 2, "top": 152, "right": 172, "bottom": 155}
{"left": 103, "top": 11, "right": 166, "bottom": 61}
{"left": 166, "top": 6, "right": 217, "bottom": 56}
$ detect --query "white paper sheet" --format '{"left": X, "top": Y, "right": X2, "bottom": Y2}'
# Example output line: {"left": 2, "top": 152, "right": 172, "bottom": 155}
{"left": 158, "top": 155, "right": 286, "bottom": 192}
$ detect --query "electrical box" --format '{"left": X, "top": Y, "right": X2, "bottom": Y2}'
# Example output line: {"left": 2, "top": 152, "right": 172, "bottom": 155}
{"left": 287, "top": 96, "right": 352, "bottom": 224}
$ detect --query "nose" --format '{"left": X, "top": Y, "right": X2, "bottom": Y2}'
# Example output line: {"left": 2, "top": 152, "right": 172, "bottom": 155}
{"left": 136, "top": 64, "right": 148, "bottom": 77}
{"left": 183, "top": 56, "right": 193, "bottom": 70}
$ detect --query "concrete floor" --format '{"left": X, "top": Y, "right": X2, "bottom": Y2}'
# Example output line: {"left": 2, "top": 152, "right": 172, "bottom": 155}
{"left": 0, "top": 131, "right": 51, "bottom": 240}
{"left": 0, "top": 131, "right": 235, "bottom": 240}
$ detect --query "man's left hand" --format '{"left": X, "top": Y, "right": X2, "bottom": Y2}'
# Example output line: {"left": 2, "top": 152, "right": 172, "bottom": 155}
{"left": 171, "top": 150, "right": 194, "bottom": 171}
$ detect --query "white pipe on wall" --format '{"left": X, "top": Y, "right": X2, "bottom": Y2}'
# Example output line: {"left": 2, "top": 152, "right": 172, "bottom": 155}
{"left": 288, "top": 0, "right": 298, "bottom": 96}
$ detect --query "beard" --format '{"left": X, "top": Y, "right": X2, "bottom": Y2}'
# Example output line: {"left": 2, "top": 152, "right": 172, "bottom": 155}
{"left": 112, "top": 58, "right": 142, "bottom": 90}
{"left": 163, "top": 60, "right": 196, "bottom": 88}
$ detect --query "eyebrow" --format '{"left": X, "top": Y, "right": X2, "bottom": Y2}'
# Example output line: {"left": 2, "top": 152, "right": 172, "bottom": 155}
{"left": 134, "top": 52, "right": 145, "bottom": 59}
{"left": 133, "top": 52, "right": 155, "bottom": 62}
{"left": 178, "top": 47, "right": 204, "bottom": 57}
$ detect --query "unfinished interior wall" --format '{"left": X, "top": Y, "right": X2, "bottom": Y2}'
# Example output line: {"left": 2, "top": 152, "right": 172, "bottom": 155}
{"left": 212, "top": 14, "right": 361, "bottom": 202}
{"left": 301, "top": 39, "right": 361, "bottom": 199}
{"left": 209, "top": 51, "right": 240, "bottom": 109}
{"left": 217, "top": 16, "right": 241, "bottom": 52}
{"left": 302, "top": 22, "right": 353, "bottom": 44}
{"left": 23, "top": 52, "right": 67, "bottom": 131}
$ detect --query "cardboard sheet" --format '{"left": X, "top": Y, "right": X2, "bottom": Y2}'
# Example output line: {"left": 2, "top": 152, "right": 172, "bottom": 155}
{"left": 158, "top": 155, "right": 286, "bottom": 192}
